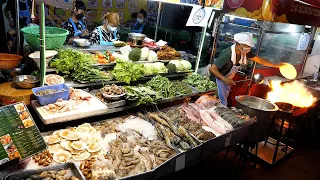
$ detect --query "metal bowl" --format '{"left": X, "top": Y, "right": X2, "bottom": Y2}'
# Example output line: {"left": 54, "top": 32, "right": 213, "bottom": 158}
{"left": 128, "top": 33, "right": 146, "bottom": 41}
{"left": 236, "top": 95, "right": 278, "bottom": 112}
{"left": 13, "top": 75, "right": 39, "bottom": 89}
{"left": 74, "top": 39, "right": 91, "bottom": 47}
{"left": 100, "top": 89, "right": 126, "bottom": 101}
{"left": 9, "top": 68, "right": 22, "bottom": 77}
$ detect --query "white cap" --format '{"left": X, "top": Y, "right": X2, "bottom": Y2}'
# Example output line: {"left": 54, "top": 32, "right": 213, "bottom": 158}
{"left": 234, "top": 32, "right": 255, "bottom": 47}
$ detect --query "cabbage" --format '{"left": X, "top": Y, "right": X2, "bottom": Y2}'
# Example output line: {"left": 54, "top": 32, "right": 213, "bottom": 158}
{"left": 169, "top": 60, "right": 184, "bottom": 71}
{"left": 181, "top": 60, "right": 192, "bottom": 70}
{"left": 168, "top": 60, "right": 192, "bottom": 71}
{"left": 144, "top": 62, "right": 167, "bottom": 76}
{"left": 147, "top": 50, "right": 158, "bottom": 61}
{"left": 140, "top": 47, "right": 149, "bottom": 61}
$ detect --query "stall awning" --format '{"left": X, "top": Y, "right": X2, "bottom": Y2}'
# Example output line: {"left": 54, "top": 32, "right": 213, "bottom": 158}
{"left": 223, "top": 0, "right": 320, "bottom": 27}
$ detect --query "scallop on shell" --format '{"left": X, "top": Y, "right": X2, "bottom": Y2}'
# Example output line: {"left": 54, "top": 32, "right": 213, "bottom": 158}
{"left": 71, "top": 149, "right": 84, "bottom": 155}
{"left": 60, "top": 139, "right": 73, "bottom": 151}
{"left": 45, "top": 135, "right": 60, "bottom": 145}
{"left": 71, "top": 141, "right": 86, "bottom": 151}
{"left": 59, "top": 129, "right": 71, "bottom": 139}
{"left": 65, "top": 132, "right": 80, "bottom": 141}
{"left": 75, "top": 126, "right": 90, "bottom": 134}
{"left": 87, "top": 142, "right": 101, "bottom": 153}
{"left": 89, "top": 127, "right": 97, "bottom": 134}
{"left": 79, "top": 123, "right": 92, "bottom": 129}
{"left": 48, "top": 144, "right": 63, "bottom": 154}
{"left": 80, "top": 134, "right": 93, "bottom": 145}
{"left": 72, "top": 151, "right": 90, "bottom": 161}
{"left": 53, "top": 151, "right": 71, "bottom": 163}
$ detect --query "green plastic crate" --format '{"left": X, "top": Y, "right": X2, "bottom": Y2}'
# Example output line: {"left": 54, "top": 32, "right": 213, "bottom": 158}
{"left": 21, "top": 26, "right": 69, "bottom": 50}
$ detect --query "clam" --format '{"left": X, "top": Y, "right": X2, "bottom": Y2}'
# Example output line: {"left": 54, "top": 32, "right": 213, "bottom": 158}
{"left": 53, "top": 151, "right": 71, "bottom": 163}
{"left": 87, "top": 142, "right": 101, "bottom": 153}
{"left": 65, "top": 132, "right": 80, "bottom": 141}
{"left": 71, "top": 141, "right": 86, "bottom": 151}
{"left": 59, "top": 129, "right": 71, "bottom": 139}
{"left": 45, "top": 135, "right": 60, "bottom": 145}
{"left": 72, "top": 151, "right": 90, "bottom": 161}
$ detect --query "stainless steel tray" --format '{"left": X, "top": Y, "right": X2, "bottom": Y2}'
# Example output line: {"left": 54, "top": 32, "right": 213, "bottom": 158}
{"left": 5, "top": 162, "right": 85, "bottom": 180}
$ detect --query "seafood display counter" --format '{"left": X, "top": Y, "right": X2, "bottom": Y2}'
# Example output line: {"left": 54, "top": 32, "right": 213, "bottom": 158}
{"left": 1, "top": 97, "right": 255, "bottom": 180}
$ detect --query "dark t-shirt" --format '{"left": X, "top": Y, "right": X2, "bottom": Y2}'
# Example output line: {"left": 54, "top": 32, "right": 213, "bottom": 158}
{"left": 132, "top": 23, "right": 149, "bottom": 35}
{"left": 213, "top": 46, "right": 256, "bottom": 76}
{"left": 62, "top": 19, "right": 88, "bottom": 44}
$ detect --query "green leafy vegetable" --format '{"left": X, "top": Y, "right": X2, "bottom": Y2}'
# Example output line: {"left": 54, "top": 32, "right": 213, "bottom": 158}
{"left": 144, "top": 62, "right": 167, "bottom": 76}
{"left": 172, "top": 81, "right": 194, "bottom": 95}
{"left": 125, "top": 86, "right": 163, "bottom": 106}
{"left": 49, "top": 49, "right": 110, "bottom": 82}
{"left": 111, "top": 60, "right": 145, "bottom": 84}
{"left": 183, "top": 73, "right": 217, "bottom": 92}
{"left": 146, "top": 75, "right": 176, "bottom": 98}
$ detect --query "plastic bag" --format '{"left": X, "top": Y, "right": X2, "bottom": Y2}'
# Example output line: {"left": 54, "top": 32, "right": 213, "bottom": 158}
{"left": 198, "top": 64, "right": 211, "bottom": 78}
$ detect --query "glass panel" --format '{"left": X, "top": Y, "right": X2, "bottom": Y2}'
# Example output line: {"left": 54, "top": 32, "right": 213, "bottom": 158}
{"left": 257, "top": 32, "right": 306, "bottom": 67}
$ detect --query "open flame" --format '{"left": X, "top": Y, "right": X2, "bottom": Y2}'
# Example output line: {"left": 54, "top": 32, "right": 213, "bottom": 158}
{"left": 267, "top": 80, "right": 317, "bottom": 108}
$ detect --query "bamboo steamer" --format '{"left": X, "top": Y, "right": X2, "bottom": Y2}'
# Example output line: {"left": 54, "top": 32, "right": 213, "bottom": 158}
{"left": 0, "top": 82, "right": 34, "bottom": 105}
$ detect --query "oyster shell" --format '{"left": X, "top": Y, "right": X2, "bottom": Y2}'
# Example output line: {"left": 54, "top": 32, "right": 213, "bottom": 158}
{"left": 71, "top": 141, "right": 86, "bottom": 150}
{"left": 59, "top": 129, "right": 71, "bottom": 139}
{"left": 53, "top": 151, "right": 71, "bottom": 163}
{"left": 65, "top": 132, "right": 80, "bottom": 141}
{"left": 87, "top": 142, "right": 101, "bottom": 153}
{"left": 72, "top": 151, "right": 90, "bottom": 161}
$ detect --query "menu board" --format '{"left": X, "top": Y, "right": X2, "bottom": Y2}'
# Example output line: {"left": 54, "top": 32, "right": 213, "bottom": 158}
{"left": 0, "top": 103, "right": 47, "bottom": 166}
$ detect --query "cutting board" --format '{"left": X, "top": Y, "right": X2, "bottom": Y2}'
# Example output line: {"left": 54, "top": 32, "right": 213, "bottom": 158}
{"left": 0, "top": 82, "right": 33, "bottom": 105}
{"left": 31, "top": 96, "right": 108, "bottom": 125}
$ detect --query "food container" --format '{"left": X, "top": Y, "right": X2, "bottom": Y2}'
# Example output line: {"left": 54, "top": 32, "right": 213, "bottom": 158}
{"left": 90, "top": 90, "right": 127, "bottom": 108}
{"left": 100, "top": 90, "right": 126, "bottom": 101}
{"left": 74, "top": 39, "right": 91, "bottom": 47}
{"left": 235, "top": 95, "right": 278, "bottom": 142}
{"left": 0, "top": 54, "right": 23, "bottom": 70}
{"left": 29, "top": 50, "right": 58, "bottom": 67}
{"left": 32, "top": 84, "right": 70, "bottom": 106}
{"left": 5, "top": 162, "right": 85, "bottom": 180}
{"left": 128, "top": 33, "right": 146, "bottom": 46}
{"left": 13, "top": 75, "right": 39, "bottom": 89}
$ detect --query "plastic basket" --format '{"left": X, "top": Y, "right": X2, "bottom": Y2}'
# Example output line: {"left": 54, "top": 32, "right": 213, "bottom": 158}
{"left": 0, "top": 54, "right": 23, "bottom": 70}
{"left": 32, "top": 84, "right": 70, "bottom": 106}
{"left": 21, "top": 26, "right": 69, "bottom": 50}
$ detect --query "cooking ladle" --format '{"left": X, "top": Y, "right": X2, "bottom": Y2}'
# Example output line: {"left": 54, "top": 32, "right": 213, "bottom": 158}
{"left": 253, "top": 73, "right": 265, "bottom": 84}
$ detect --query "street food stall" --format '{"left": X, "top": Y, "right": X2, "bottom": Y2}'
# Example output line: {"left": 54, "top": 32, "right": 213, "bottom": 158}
{"left": 1, "top": 0, "right": 320, "bottom": 179}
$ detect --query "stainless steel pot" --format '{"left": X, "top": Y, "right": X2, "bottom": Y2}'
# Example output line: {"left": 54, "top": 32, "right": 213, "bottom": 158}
{"left": 235, "top": 95, "right": 279, "bottom": 142}
{"left": 128, "top": 33, "right": 146, "bottom": 46}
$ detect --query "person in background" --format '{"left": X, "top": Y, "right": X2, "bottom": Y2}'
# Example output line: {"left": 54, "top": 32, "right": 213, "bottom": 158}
{"left": 131, "top": 9, "right": 147, "bottom": 34}
{"left": 4, "top": 0, "right": 32, "bottom": 53}
{"left": 124, "top": 12, "right": 137, "bottom": 28}
{"left": 210, "top": 32, "right": 286, "bottom": 106}
{"left": 63, "top": 0, "right": 88, "bottom": 45}
{"left": 89, "top": 12, "right": 120, "bottom": 45}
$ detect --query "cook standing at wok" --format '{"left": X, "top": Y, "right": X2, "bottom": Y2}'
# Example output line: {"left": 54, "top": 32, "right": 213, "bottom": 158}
{"left": 210, "top": 32, "right": 286, "bottom": 106}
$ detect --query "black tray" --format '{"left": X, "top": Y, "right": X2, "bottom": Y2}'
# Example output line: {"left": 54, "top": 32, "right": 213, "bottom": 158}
{"left": 5, "top": 162, "right": 85, "bottom": 180}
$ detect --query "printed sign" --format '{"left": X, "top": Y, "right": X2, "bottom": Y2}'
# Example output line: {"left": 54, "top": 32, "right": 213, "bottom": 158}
{"left": 186, "top": 6, "right": 214, "bottom": 27}
{"left": 0, "top": 103, "right": 47, "bottom": 167}
{"left": 297, "top": 33, "right": 310, "bottom": 51}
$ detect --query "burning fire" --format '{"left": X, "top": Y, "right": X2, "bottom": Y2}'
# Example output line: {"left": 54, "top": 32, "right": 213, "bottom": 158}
{"left": 267, "top": 80, "right": 317, "bottom": 108}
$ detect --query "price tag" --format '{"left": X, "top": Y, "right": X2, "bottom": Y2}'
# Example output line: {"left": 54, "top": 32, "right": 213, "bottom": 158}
{"left": 175, "top": 154, "right": 186, "bottom": 172}
{"left": 0, "top": 103, "right": 47, "bottom": 169}
{"left": 224, "top": 134, "right": 232, "bottom": 147}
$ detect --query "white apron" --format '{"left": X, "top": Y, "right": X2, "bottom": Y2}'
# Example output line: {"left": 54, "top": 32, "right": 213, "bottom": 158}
{"left": 216, "top": 44, "right": 247, "bottom": 106}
